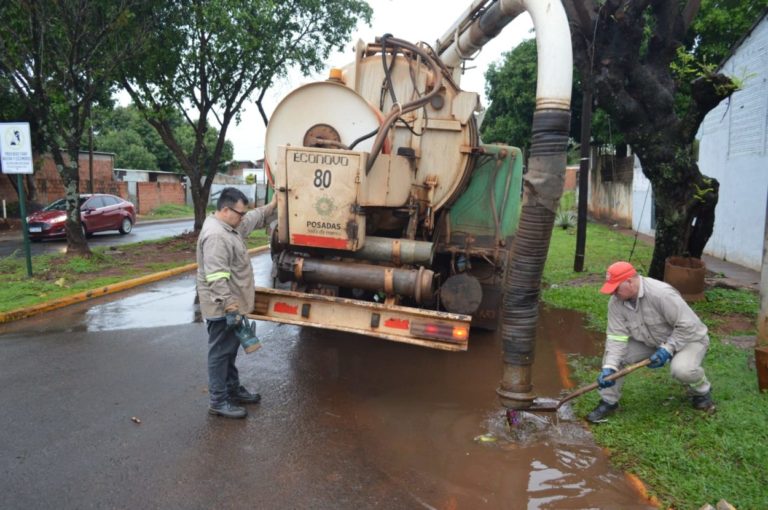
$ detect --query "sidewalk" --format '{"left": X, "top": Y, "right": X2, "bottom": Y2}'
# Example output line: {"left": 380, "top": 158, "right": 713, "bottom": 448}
{"left": 613, "top": 226, "right": 760, "bottom": 292}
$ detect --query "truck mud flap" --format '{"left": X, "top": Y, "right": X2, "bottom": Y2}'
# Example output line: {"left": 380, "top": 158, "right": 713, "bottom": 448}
{"left": 248, "top": 287, "right": 471, "bottom": 352}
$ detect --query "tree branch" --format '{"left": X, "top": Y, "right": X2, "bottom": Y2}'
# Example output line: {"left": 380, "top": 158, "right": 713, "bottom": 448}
{"left": 681, "top": 73, "right": 737, "bottom": 139}
{"left": 681, "top": 0, "right": 701, "bottom": 33}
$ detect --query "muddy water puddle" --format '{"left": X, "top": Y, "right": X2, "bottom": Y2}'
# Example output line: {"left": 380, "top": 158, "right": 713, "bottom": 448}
{"left": 288, "top": 307, "right": 655, "bottom": 509}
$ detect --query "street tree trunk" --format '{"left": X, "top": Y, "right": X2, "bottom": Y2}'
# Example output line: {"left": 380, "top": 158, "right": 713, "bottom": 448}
{"left": 51, "top": 147, "right": 90, "bottom": 256}
{"left": 189, "top": 174, "right": 214, "bottom": 231}
{"left": 563, "top": 0, "right": 737, "bottom": 278}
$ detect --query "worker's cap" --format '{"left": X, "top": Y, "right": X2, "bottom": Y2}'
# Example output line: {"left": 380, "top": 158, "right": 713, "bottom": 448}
{"left": 599, "top": 261, "right": 637, "bottom": 294}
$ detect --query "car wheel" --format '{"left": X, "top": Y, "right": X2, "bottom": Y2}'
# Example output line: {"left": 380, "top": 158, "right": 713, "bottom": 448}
{"left": 119, "top": 217, "right": 133, "bottom": 235}
{"left": 82, "top": 224, "right": 93, "bottom": 239}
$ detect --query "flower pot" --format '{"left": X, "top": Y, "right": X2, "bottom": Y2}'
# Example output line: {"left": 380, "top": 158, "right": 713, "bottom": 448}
{"left": 663, "top": 256, "right": 706, "bottom": 302}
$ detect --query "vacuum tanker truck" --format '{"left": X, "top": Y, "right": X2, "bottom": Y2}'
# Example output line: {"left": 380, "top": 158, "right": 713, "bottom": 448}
{"left": 249, "top": 0, "right": 572, "bottom": 409}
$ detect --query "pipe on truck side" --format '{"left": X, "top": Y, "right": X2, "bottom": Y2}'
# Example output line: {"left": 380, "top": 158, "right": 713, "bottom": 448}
{"left": 317, "top": 237, "right": 434, "bottom": 266}
{"left": 276, "top": 253, "right": 436, "bottom": 304}
{"left": 440, "top": 0, "right": 573, "bottom": 409}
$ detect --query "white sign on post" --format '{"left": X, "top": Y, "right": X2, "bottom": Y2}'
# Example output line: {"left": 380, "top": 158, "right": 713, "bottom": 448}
{"left": 0, "top": 122, "right": 34, "bottom": 174}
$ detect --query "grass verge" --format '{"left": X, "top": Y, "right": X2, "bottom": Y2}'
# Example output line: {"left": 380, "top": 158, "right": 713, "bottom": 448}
{"left": 137, "top": 203, "right": 217, "bottom": 221}
{"left": 0, "top": 229, "right": 269, "bottom": 313}
{"left": 543, "top": 222, "right": 766, "bottom": 509}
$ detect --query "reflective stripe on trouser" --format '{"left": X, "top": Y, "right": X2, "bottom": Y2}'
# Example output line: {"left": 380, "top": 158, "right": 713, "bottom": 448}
{"left": 599, "top": 339, "right": 710, "bottom": 404}
{"left": 207, "top": 318, "right": 241, "bottom": 406}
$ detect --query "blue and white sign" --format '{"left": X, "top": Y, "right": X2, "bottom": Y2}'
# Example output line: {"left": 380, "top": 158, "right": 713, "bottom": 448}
{"left": 0, "top": 122, "right": 33, "bottom": 174}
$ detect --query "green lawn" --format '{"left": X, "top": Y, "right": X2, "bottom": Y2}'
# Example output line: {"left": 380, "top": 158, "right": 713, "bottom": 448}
{"left": 138, "top": 203, "right": 196, "bottom": 220}
{"left": 0, "top": 229, "right": 269, "bottom": 313}
{"left": 543, "top": 223, "right": 766, "bottom": 510}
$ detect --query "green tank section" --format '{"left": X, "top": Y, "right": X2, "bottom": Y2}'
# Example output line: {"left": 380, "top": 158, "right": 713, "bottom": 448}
{"left": 448, "top": 144, "right": 523, "bottom": 244}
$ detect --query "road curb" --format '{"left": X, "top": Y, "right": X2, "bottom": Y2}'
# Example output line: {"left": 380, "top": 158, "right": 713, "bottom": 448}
{"left": 0, "top": 245, "right": 269, "bottom": 324}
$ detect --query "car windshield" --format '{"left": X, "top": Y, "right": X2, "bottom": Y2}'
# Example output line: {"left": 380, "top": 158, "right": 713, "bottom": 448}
{"left": 42, "top": 197, "right": 89, "bottom": 211}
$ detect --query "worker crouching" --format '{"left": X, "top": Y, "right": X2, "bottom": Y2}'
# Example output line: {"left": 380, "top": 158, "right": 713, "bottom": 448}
{"left": 587, "top": 261, "right": 715, "bottom": 423}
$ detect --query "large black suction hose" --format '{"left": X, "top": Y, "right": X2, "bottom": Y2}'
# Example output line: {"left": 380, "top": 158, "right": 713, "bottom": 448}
{"left": 497, "top": 109, "right": 571, "bottom": 409}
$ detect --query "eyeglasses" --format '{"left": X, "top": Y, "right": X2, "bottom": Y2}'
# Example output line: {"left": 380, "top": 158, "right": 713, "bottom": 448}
{"left": 228, "top": 207, "right": 247, "bottom": 218}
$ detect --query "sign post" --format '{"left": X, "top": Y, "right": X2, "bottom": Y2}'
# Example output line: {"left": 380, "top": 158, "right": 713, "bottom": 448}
{"left": 0, "top": 122, "right": 34, "bottom": 277}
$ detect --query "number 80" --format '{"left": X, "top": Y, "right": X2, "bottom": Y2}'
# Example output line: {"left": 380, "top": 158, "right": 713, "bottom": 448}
{"left": 313, "top": 169, "right": 332, "bottom": 189}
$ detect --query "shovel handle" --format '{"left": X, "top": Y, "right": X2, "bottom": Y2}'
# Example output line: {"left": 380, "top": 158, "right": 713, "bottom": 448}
{"left": 556, "top": 358, "right": 652, "bottom": 409}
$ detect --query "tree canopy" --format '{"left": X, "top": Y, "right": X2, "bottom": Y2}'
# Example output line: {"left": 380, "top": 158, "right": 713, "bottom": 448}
{"left": 119, "top": 0, "right": 373, "bottom": 229}
{"left": 0, "top": 0, "right": 159, "bottom": 255}
{"left": 482, "top": 39, "right": 538, "bottom": 153}
{"left": 90, "top": 104, "right": 233, "bottom": 173}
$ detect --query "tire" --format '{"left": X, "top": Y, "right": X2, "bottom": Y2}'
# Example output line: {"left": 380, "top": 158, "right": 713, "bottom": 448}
{"left": 82, "top": 224, "right": 93, "bottom": 239}
{"left": 119, "top": 217, "right": 133, "bottom": 235}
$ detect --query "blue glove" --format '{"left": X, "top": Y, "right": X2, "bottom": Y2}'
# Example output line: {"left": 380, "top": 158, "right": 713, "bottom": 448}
{"left": 225, "top": 310, "right": 243, "bottom": 330}
{"left": 648, "top": 347, "right": 672, "bottom": 368}
{"left": 597, "top": 368, "right": 617, "bottom": 389}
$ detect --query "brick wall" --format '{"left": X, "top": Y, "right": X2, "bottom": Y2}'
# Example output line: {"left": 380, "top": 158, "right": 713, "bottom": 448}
{"left": 136, "top": 181, "right": 185, "bottom": 214}
{"left": 1, "top": 152, "right": 122, "bottom": 210}
{"left": 564, "top": 165, "right": 578, "bottom": 191}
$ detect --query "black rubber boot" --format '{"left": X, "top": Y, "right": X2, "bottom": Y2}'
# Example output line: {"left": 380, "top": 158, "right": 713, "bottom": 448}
{"left": 586, "top": 400, "right": 619, "bottom": 423}
{"left": 691, "top": 390, "right": 715, "bottom": 411}
{"left": 230, "top": 385, "right": 262, "bottom": 405}
{"left": 208, "top": 401, "right": 247, "bottom": 419}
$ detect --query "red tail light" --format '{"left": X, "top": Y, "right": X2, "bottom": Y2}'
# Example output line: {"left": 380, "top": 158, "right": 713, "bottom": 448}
{"left": 410, "top": 321, "right": 469, "bottom": 343}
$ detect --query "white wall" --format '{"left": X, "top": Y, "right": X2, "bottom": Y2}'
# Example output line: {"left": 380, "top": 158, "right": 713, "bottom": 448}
{"left": 696, "top": 16, "right": 768, "bottom": 271}
{"left": 632, "top": 155, "right": 654, "bottom": 235}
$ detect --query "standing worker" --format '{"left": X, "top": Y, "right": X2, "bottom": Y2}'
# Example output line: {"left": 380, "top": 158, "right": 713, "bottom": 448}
{"left": 196, "top": 187, "right": 276, "bottom": 419}
{"left": 586, "top": 261, "right": 714, "bottom": 423}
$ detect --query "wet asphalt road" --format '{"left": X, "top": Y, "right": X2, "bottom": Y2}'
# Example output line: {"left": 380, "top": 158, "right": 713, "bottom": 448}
{"left": 0, "top": 254, "right": 655, "bottom": 509}
{"left": 0, "top": 219, "right": 194, "bottom": 257}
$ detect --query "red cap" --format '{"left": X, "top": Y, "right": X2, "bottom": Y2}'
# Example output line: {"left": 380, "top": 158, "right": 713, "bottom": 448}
{"left": 600, "top": 261, "right": 637, "bottom": 294}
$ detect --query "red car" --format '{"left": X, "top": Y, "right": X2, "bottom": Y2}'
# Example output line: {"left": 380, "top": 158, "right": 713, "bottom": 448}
{"left": 26, "top": 194, "right": 136, "bottom": 240}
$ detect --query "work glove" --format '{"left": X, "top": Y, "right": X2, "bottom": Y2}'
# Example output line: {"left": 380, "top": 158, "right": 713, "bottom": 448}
{"left": 597, "top": 368, "right": 617, "bottom": 389}
{"left": 648, "top": 347, "right": 673, "bottom": 368}
{"left": 225, "top": 310, "right": 243, "bottom": 330}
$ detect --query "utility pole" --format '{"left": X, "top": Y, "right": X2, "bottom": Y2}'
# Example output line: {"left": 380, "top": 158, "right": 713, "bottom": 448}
{"left": 88, "top": 111, "right": 94, "bottom": 194}
{"left": 573, "top": 85, "right": 592, "bottom": 272}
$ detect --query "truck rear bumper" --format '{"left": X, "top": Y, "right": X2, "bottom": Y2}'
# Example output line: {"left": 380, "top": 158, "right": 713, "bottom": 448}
{"left": 248, "top": 287, "right": 471, "bottom": 351}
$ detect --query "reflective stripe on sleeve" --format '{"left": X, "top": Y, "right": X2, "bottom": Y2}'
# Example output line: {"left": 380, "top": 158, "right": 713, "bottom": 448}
{"left": 205, "top": 271, "right": 231, "bottom": 282}
{"left": 607, "top": 334, "right": 629, "bottom": 342}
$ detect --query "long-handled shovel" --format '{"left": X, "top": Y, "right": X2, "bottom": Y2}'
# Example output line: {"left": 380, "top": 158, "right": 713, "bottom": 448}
{"left": 526, "top": 358, "right": 652, "bottom": 412}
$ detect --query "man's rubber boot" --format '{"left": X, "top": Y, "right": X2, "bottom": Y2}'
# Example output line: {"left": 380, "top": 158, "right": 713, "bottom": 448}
{"left": 208, "top": 401, "right": 247, "bottom": 419}
{"left": 691, "top": 390, "right": 715, "bottom": 411}
{"left": 230, "top": 385, "right": 261, "bottom": 405}
{"left": 586, "top": 400, "right": 619, "bottom": 423}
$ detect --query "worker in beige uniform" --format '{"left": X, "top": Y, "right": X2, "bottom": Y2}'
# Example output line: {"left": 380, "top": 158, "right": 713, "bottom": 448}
{"left": 196, "top": 187, "right": 276, "bottom": 419}
{"left": 587, "top": 261, "right": 714, "bottom": 423}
